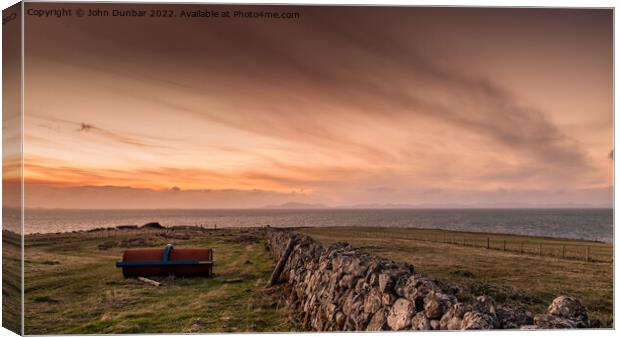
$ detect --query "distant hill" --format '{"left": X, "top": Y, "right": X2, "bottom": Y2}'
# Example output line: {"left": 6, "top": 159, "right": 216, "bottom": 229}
{"left": 338, "top": 202, "right": 609, "bottom": 209}
{"left": 263, "top": 202, "right": 610, "bottom": 210}
{"left": 262, "top": 202, "right": 330, "bottom": 209}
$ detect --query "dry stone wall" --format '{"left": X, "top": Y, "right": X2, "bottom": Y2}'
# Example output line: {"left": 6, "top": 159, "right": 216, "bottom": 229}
{"left": 265, "top": 229, "right": 592, "bottom": 331}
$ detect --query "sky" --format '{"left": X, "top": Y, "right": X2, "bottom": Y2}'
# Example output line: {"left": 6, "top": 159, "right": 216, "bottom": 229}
{"left": 18, "top": 4, "right": 613, "bottom": 209}
{"left": 3, "top": 2, "right": 23, "bottom": 229}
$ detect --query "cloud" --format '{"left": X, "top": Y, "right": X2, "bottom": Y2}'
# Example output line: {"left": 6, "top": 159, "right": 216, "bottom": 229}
{"left": 21, "top": 181, "right": 612, "bottom": 209}
{"left": 367, "top": 187, "right": 396, "bottom": 193}
{"left": 33, "top": 10, "right": 591, "bottom": 171}
{"left": 113, "top": 12, "right": 589, "bottom": 172}
{"left": 22, "top": 6, "right": 611, "bottom": 208}
{"left": 79, "top": 123, "right": 93, "bottom": 132}
{"left": 22, "top": 182, "right": 319, "bottom": 209}
{"left": 32, "top": 115, "right": 168, "bottom": 150}
{"left": 76, "top": 121, "right": 162, "bottom": 148}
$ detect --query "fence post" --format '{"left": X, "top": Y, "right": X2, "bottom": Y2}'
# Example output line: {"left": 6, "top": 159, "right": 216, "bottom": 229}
{"left": 586, "top": 246, "right": 590, "bottom": 262}
{"left": 503, "top": 240, "right": 506, "bottom": 251}
{"left": 539, "top": 244, "right": 542, "bottom": 256}
{"left": 562, "top": 245, "right": 565, "bottom": 258}
{"left": 520, "top": 242, "right": 524, "bottom": 254}
{"left": 486, "top": 237, "right": 490, "bottom": 249}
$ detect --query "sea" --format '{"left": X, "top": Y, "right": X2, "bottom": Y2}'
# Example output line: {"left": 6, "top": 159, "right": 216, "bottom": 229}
{"left": 20, "top": 208, "right": 614, "bottom": 243}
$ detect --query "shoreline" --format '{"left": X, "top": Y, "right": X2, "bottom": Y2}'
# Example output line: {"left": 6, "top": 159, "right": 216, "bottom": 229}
{"left": 17, "top": 223, "right": 614, "bottom": 245}
{"left": 18, "top": 208, "right": 613, "bottom": 243}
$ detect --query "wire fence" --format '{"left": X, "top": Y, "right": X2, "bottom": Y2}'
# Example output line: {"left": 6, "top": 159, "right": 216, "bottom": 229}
{"left": 27, "top": 226, "right": 614, "bottom": 264}
{"left": 346, "top": 229, "right": 613, "bottom": 264}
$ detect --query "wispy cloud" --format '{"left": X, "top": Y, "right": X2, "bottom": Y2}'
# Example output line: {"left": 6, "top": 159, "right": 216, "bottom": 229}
{"left": 22, "top": 6, "right": 612, "bottom": 208}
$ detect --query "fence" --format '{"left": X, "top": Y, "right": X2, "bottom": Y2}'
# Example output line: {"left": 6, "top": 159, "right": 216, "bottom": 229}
{"left": 345, "top": 229, "right": 613, "bottom": 264}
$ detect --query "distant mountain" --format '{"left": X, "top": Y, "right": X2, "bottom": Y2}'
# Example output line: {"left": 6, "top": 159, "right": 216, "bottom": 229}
{"left": 263, "top": 201, "right": 610, "bottom": 210}
{"left": 343, "top": 203, "right": 421, "bottom": 209}
{"left": 339, "top": 202, "right": 610, "bottom": 209}
{"left": 343, "top": 202, "right": 497, "bottom": 209}
{"left": 262, "top": 202, "right": 330, "bottom": 209}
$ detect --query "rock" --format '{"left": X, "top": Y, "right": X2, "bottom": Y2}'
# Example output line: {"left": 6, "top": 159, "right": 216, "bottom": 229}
{"left": 496, "top": 307, "right": 533, "bottom": 328}
{"left": 342, "top": 291, "right": 357, "bottom": 316}
{"left": 367, "top": 273, "right": 379, "bottom": 287}
{"left": 387, "top": 298, "right": 415, "bottom": 330}
{"left": 473, "top": 295, "right": 497, "bottom": 316}
{"left": 265, "top": 230, "right": 592, "bottom": 332}
{"left": 394, "top": 275, "right": 417, "bottom": 299}
{"left": 533, "top": 314, "right": 586, "bottom": 329}
{"left": 381, "top": 292, "right": 396, "bottom": 306}
{"left": 116, "top": 225, "right": 138, "bottom": 230}
{"left": 414, "top": 276, "right": 440, "bottom": 299}
{"left": 441, "top": 316, "right": 463, "bottom": 330}
{"left": 440, "top": 303, "right": 470, "bottom": 330}
{"left": 366, "top": 308, "right": 388, "bottom": 331}
{"left": 363, "top": 289, "right": 383, "bottom": 314}
{"left": 411, "top": 311, "right": 431, "bottom": 330}
{"left": 461, "top": 312, "right": 497, "bottom": 330}
{"left": 378, "top": 273, "right": 394, "bottom": 293}
{"left": 347, "top": 259, "right": 367, "bottom": 277}
{"left": 424, "top": 291, "right": 456, "bottom": 319}
{"left": 546, "top": 296, "right": 588, "bottom": 324}
{"left": 531, "top": 295, "right": 590, "bottom": 329}
{"left": 140, "top": 222, "right": 164, "bottom": 229}
{"left": 342, "top": 318, "right": 355, "bottom": 331}
{"left": 334, "top": 311, "right": 345, "bottom": 330}
{"left": 355, "top": 278, "right": 369, "bottom": 293}
{"left": 340, "top": 274, "right": 358, "bottom": 290}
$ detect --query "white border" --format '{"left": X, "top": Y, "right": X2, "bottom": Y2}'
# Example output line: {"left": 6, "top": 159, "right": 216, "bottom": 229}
{"left": 0, "top": 1, "right": 616, "bottom": 337}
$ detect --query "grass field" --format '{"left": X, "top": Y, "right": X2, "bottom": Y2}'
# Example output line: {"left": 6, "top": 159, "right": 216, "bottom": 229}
{"left": 3, "top": 230, "right": 22, "bottom": 334}
{"left": 23, "top": 227, "right": 293, "bottom": 334}
{"left": 22, "top": 225, "right": 614, "bottom": 333}
{"left": 298, "top": 226, "right": 614, "bottom": 327}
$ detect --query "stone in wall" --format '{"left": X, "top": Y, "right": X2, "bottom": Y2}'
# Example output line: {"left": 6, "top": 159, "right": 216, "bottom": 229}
{"left": 533, "top": 296, "right": 590, "bottom": 329}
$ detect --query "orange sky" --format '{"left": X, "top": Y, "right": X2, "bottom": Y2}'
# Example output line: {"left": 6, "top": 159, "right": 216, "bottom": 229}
{"left": 17, "top": 5, "right": 613, "bottom": 208}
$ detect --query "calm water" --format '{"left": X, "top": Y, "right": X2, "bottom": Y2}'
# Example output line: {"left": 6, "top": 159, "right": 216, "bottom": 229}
{"left": 22, "top": 208, "right": 613, "bottom": 243}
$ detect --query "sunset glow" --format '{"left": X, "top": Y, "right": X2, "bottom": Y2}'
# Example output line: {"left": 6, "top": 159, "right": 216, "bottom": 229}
{"left": 20, "top": 5, "right": 613, "bottom": 208}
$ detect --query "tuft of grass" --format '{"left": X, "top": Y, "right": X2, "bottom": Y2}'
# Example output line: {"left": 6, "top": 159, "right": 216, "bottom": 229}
{"left": 33, "top": 295, "right": 59, "bottom": 303}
